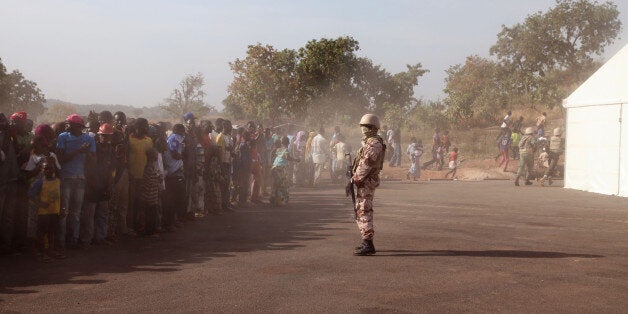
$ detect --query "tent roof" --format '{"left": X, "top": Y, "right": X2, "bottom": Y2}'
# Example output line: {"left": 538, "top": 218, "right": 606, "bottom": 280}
{"left": 563, "top": 44, "right": 628, "bottom": 108}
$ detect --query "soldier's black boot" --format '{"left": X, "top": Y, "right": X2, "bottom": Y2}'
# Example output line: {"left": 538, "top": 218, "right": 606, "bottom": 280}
{"left": 354, "top": 240, "right": 376, "bottom": 256}
{"left": 354, "top": 241, "right": 366, "bottom": 250}
{"left": 514, "top": 176, "right": 520, "bottom": 186}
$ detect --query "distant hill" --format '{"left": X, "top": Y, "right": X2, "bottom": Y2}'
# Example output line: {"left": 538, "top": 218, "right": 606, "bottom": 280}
{"left": 44, "top": 99, "right": 170, "bottom": 120}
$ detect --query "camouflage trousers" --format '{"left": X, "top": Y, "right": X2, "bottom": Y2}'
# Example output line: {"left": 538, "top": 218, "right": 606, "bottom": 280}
{"left": 355, "top": 177, "right": 379, "bottom": 241}
{"left": 516, "top": 153, "right": 534, "bottom": 181}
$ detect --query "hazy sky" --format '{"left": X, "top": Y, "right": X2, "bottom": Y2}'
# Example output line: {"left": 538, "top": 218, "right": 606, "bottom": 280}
{"left": 1, "top": 0, "right": 626, "bottom": 109}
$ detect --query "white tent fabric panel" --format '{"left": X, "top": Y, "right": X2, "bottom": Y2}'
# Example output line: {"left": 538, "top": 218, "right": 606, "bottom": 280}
{"left": 563, "top": 44, "right": 628, "bottom": 108}
{"left": 564, "top": 105, "right": 621, "bottom": 195}
{"left": 620, "top": 104, "right": 628, "bottom": 197}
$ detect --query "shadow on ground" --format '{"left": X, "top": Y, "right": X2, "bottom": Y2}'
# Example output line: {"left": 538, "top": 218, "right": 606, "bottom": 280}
{"left": 0, "top": 184, "right": 350, "bottom": 300}
{"left": 374, "top": 250, "right": 604, "bottom": 258}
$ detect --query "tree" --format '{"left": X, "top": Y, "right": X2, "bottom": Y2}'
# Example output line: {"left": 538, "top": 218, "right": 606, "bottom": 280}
{"left": 41, "top": 103, "right": 78, "bottom": 123}
{"left": 161, "top": 73, "right": 213, "bottom": 119}
{"left": 443, "top": 55, "right": 506, "bottom": 128}
{"left": 224, "top": 37, "right": 428, "bottom": 127}
{"left": 225, "top": 44, "right": 299, "bottom": 123}
{"left": 489, "top": 0, "right": 621, "bottom": 109}
{"left": 0, "top": 58, "right": 46, "bottom": 119}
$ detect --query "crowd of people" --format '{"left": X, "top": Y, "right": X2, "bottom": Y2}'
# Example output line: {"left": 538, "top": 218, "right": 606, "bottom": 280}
{"left": 496, "top": 111, "right": 564, "bottom": 186}
{"left": 0, "top": 110, "right": 355, "bottom": 261}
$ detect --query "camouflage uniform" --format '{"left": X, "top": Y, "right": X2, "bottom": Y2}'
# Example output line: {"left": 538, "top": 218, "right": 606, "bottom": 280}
{"left": 515, "top": 133, "right": 536, "bottom": 185}
{"left": 541, "top": 134, "right": 565, "bottom": 185}
{"left": 352, "top": 136, "right": 385, "bottom": 240}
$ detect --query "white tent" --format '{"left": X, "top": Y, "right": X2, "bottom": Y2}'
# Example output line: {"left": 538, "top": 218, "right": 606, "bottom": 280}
{"left": 562, "top": 43, "right": 628, "bottom": 196}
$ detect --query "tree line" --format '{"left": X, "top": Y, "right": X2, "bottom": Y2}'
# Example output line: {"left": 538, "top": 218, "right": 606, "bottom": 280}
{"left": 1, "top": 0, "right": 622, "bottom": 130}
{"left": 223, "top": 0, "right": 622, "bottom": 129}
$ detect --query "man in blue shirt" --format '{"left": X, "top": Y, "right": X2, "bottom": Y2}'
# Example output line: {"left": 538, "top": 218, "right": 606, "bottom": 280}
{"left": 56, "top": 114, "right": 96, "bottom": 249}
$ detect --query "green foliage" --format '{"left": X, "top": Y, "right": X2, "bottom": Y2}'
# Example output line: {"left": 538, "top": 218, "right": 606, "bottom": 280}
{"left": 224, "top": 37, "right": 428, "bottom": 128}
{"left": 443, "top": 56, "right": 506, "bottom": 128}
{"left": 0, "top": 58, "right": 46, "bottom": 119}
{"left": 161, "top": 73, "right": 214, "bottom": 120}
{"left": 443, "top": 0, "right": 622, "bottom": 129}
{"left": 489, "top": 0, "right": 621, "bottom": 109}
{"left": 225, "top": 44, "right": 299, "bottom": 122}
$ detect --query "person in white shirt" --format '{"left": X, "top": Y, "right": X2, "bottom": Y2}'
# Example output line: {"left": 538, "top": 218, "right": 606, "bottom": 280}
{"left": 310, "top": 127, "right": 328, "bottom": 185}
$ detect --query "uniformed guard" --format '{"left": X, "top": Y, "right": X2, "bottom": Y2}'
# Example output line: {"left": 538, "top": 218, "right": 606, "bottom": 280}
{"left": 539, "top": 127, "right": 565, "bottom": 186}
{"left": 515, "top": 127, "right": 537, "bottom": 186}
{"left": 350, "top": 113, "right": 386, "bottom": 255}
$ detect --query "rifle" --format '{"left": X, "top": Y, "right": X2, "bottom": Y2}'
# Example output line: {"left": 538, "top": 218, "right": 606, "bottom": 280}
{"left": 344, "top": 153, "right": 357, "bottom": 220}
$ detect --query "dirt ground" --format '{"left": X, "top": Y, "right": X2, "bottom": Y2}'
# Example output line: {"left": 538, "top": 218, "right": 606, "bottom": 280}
{"left": 381, "top": 157, "right": 518, "bottom": 181}
{"left": 1, "top": 178, "right": 626, "bottom": 312}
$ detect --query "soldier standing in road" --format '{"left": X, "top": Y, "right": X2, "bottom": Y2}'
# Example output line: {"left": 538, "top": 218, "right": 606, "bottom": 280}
{"left": 350, "top": 114, "right": 386, "bottom": 256}
{"left": 540, "top": 127, "right": 565, "bottom": 186}
{"left": 515, "top": 127, "right": 537, "bottom": 186}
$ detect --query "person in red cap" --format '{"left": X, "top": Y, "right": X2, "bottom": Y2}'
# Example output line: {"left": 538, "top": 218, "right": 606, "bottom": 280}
{"left": 9, "top": 111, "right": 34, "bottom": 251}
{"left": 80, "top": 123, "right": 116, "bottom": 246}
{"left": 55, "top": 113, "right": 96, "bottom": 249}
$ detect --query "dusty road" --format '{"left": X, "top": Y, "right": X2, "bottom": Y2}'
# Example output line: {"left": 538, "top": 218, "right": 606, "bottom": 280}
{"left": 1, "top": 180, "right": 627, "bottom": 312}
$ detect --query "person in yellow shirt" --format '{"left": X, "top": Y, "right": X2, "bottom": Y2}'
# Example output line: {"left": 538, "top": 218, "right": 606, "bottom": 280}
{"left": 127, "top": 118, "right": 153, "bottom": 232}
{"left": 29, "top": 159, "right": 64, "bottom": 260}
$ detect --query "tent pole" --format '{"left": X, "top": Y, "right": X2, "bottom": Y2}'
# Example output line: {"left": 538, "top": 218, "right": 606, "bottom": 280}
{"left": 619, "top": 104, "right": 623, "bottom": 196}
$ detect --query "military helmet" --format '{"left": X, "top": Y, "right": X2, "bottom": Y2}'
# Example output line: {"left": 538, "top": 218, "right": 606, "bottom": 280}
{"left": 553, "top": 127, "right": 561, "bottom": 136}
{"left": 524, "top": 127, "right": 535, "bottom": 135}
{"left": 359, "top": 113, "right": 380, "bottom": 129}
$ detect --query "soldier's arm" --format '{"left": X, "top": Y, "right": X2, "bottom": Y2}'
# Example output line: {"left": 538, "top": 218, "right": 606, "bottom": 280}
{"left": 352, "top": 140, "right": 382, "bottom": 184}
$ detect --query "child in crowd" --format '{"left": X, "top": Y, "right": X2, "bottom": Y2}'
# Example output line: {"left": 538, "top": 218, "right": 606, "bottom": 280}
{"left": 445, "top": 147, "right": 459, "bottom": 179}
{"left": 24, "top": 136, "right": 61, "bottom": 246}
{"left": 28, "top": 159, "right": 65, "bottom": 261}
{"left": 270, "top": 136, "right": 299, "bottom": 206}
{"left": 406, "top": 138, "right": 423, "bottom": 181}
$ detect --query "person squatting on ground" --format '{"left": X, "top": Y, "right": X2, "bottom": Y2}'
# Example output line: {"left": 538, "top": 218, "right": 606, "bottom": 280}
{"left": 540, "top": 127, "right": 565, "bottom": 187}
{"left": 350, "top": 113, "right": 386, "bottom": 256}
{"left": 515, "top": 127, "right": 537, "bottom": 186}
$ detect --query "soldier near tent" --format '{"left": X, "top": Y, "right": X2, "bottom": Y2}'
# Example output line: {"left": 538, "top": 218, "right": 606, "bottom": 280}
{"left": 540, "top": 127, "right": 565, "bottom": 187}
{"left": 350, "top": 113, "right": 386, "bottom": 256}
{"left": 515, "top": 127, "right": 537, "bottom": 186}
